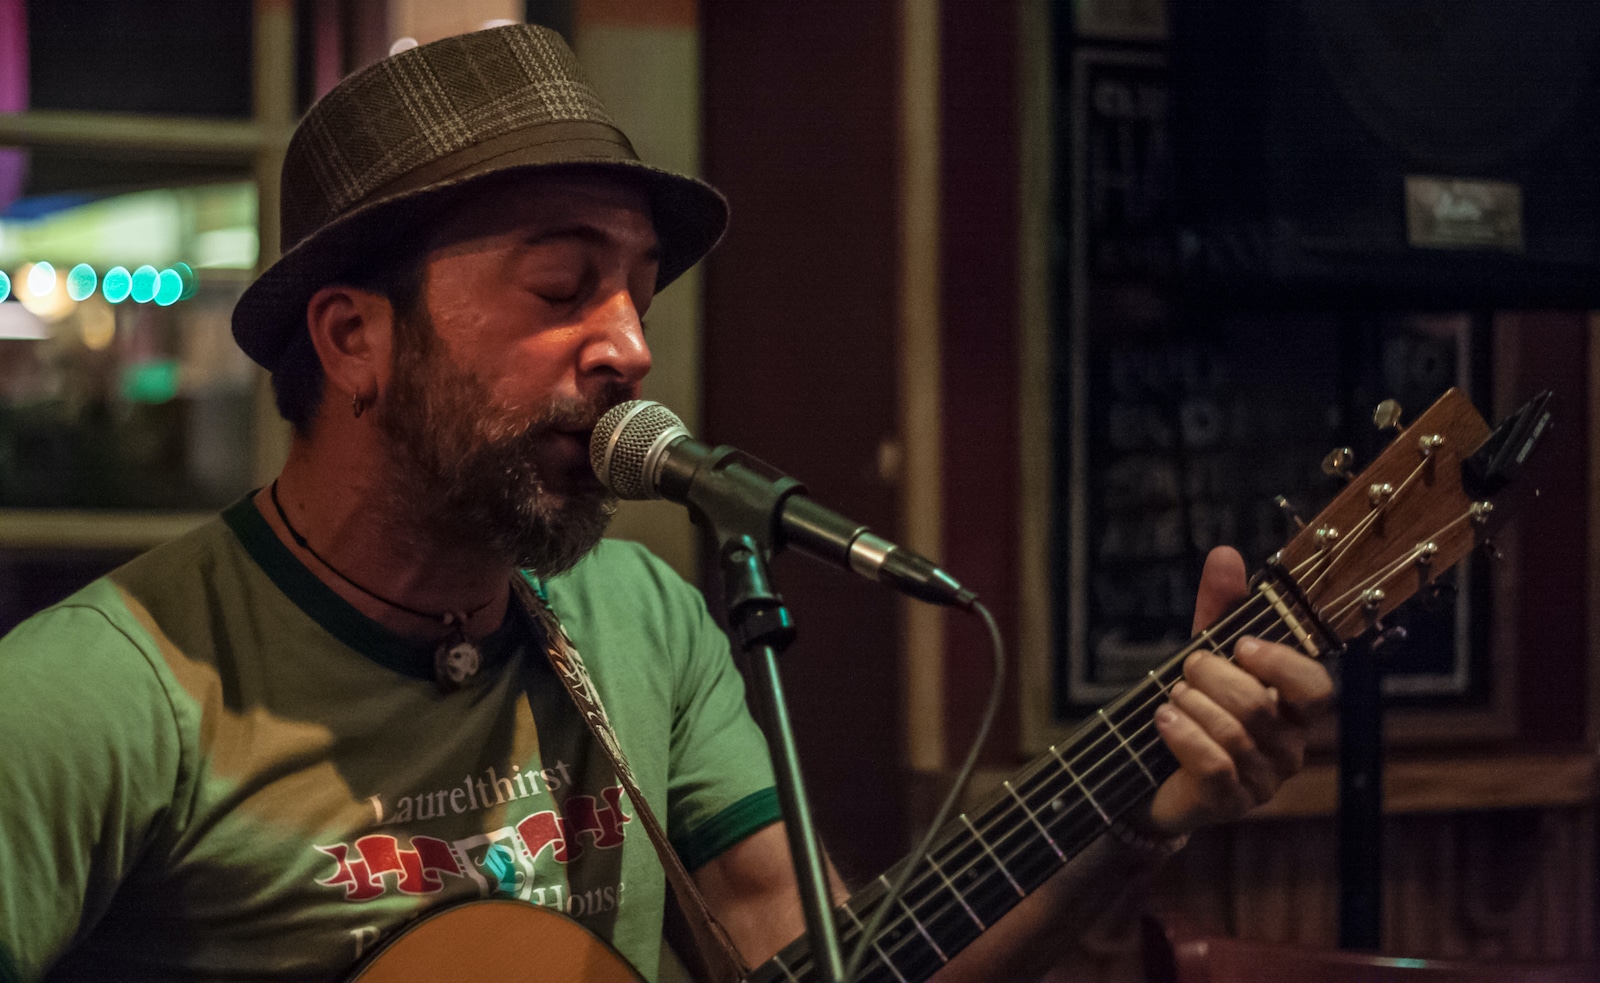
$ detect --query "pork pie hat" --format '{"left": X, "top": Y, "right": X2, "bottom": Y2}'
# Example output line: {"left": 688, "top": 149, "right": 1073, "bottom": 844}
{"left": 232, "top": 23, "right": 728, "bottom": 371}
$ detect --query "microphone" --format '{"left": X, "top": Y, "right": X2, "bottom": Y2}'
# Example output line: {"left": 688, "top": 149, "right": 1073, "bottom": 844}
{"left": 590, "top": 400, "right": 976, "bottom": 608}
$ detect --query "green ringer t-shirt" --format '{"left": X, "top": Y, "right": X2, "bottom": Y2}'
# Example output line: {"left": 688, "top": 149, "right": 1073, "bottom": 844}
{"left": 0, "top": 499, "right": 780, "bottom": 982}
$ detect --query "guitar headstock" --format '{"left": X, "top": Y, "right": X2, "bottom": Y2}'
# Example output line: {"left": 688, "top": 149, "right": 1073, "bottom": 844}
{"left": 1271, "top": 387, "right": 1551, "bottom": 651}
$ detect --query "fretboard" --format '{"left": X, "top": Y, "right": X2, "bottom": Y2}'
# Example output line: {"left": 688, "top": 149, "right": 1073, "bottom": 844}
{"left": 747, "top": 583, "right": 1307, "bottom": 983}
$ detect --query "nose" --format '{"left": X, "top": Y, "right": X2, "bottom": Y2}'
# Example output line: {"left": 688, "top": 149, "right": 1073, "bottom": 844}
{"left": 577, "top": 288, "right": 652, "bottom": 392}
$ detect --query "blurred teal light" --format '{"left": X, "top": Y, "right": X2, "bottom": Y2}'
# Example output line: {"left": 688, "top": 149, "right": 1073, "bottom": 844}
{"left": 102, "top": 266, "right": 132, "bottom": 303}
{"left": 0, "top": 270, "right": 9, "bottom": 303}
{"left": 154, "top": 268, "right": 183, "bottom": 306}
{"left": 66, "top": 263, "right": 98, "bottom": 302}
{"left": 173, "top": 261, "right": 198, "bottom": 300}
{"left": 130, "top": 265, "right": 159, "bottom": 303}
{"left": 121, "top": 359, "right": 180, "bottom": 404}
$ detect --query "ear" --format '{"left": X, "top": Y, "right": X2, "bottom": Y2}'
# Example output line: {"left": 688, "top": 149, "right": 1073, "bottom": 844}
{"left": 305, "top": 283, "right": 394, "bottom": 404}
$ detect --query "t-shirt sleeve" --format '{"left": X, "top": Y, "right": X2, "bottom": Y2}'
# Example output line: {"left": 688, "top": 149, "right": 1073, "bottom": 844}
{"left": 653, "top": 562, "right": 780, "bottom": 871}
{"left": 0, "top": 593, "right": 187, "bottom": 982}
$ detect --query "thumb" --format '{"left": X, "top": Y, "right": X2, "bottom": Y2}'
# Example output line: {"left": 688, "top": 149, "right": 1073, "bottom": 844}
{"left": 1193, "top": 546, "right": 1248, "bottom": 634}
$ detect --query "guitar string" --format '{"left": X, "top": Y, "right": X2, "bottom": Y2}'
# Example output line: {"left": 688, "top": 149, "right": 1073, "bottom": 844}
{"left": 780, "top": 485, "right": 1477, "bottom": 979}
{"left": 767, "top": 596, "right": 1291, "bottom": 983}
{"left": 772, "top": 588, "right": 1304, "bottom": 982}
{"left": 827, "top": 515, "right": 1471, "bottom": 982}
{"left": 785, "top": 576, "right": 1326, "bottom": 982}
{"left": 1307, "top": 447, "right": 1439, "bottom": 592}
{"left": 772, "top": 541, "right": 1334, "bottom": 981}
{"left": 989, "top": 509, "right": 1478, "bottom": 869}
{"left": 779, "top": 505, "right": 1474, "bottom": 983}
{"left": 817, "top": 509, "right": 1474, "bottom": 982}
{"left": 815, "top": 439, "right": 1471, "bottom": 979}
{"left": 1299, "top": 452, "right": 1436, "bottom": 598}
{"left": 1311, "top": 512, "right": 1475, "bottom": 634}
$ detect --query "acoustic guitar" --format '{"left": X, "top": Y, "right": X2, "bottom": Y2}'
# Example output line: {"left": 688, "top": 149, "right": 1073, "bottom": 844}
{"left": 350, "top": 387, "right": 1552, "bottom": 983}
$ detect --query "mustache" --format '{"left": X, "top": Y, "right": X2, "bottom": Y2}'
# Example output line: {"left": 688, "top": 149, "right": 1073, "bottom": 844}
{"left": 518, "top": 382, "right": 636, "bottom": 440}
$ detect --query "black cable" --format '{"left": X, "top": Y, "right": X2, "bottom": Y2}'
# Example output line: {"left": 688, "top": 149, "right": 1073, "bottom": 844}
{"left": 840, "top": 599, "right": 1006, "bottom": 982}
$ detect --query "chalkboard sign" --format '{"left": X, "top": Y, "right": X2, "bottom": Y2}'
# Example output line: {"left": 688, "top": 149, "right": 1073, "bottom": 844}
{"left": 1054, "top": 47, "right": 1488, "bottom": 713}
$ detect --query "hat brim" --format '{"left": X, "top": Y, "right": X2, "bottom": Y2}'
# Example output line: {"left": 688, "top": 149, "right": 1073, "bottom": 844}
{"left": 231, "top": 147, "right": 727, "bottom": 372}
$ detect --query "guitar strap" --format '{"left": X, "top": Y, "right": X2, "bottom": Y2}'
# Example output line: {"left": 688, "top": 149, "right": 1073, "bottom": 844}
{"left": 512, "top": 574, "right": 751, "bottom": 983}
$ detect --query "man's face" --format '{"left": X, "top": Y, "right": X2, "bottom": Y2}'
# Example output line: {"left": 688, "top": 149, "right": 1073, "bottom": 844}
{"left": 375, "top": 172, "right": 659, "bottom": 575}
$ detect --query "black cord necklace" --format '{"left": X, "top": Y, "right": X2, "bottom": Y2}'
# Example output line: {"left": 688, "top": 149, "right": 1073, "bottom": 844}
{"left": 269, "top": 480, "right": 490, "bottom": 689}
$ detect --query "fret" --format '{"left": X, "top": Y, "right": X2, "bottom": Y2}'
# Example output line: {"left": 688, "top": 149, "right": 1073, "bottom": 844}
{"left": 1098, "top": 707, "right": 1159, "bottom": 787}
{"left": 1003, "top": 780, "right": 1065, "bottom": 862}
{"left": 960, "top": 813, "right": 1025, "bottom": 897}
{"left": 1146, "top": 666, "right": 1183, "bottom": 697}
{"left": 918, "top": 837, "right": 1018, "bottom": 939}
{"left": 841, "top": 899, "right": 909, "bottom": 983}
{"left": 878, "top": 874, "right": 949, "bottom": 963}
{"left": 925, "top": 851, "right": 987, "bottom": 930}
{"left": 1048, "top": 744, "right": 1112, "bottom": 825}
{"left": 770, "top": 952, "right": 801, "bottom": 983}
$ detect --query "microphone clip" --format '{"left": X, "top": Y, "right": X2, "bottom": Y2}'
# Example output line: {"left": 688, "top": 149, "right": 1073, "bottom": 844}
{"left": 675, "top": 444, "right": 808, "bottom": 562}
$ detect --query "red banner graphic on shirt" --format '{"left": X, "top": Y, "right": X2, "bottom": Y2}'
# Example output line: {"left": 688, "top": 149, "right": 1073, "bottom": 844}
{"left": 316, "top": 785, "right": 632, "bottom": 901}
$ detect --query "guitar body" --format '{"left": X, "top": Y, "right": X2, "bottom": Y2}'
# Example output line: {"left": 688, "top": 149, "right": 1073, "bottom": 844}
{"left": 349, "top": 900, "right": 645, "bottom": 983}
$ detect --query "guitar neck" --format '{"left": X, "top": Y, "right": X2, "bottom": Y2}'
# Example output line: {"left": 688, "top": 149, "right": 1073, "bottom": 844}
{"left": 750, "top": 584, "right": 1307, "bottom": 983}
{"left": 747, "top": 387, "right": 1516, "bottom": 983}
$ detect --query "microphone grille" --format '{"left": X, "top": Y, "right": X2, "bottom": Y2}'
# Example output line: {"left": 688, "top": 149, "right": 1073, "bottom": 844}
{"left": 590, "top": 400, "right": 689, "bottom": 500}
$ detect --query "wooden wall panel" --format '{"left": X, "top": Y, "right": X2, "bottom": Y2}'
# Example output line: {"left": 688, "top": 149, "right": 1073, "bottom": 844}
{"left": 1042, "top": 806, "right": 1598, "bottom": 982}
{"left": 938, "top": 0, "right": 1025, "bottom": 766}
{"left": 701, "top": 0, "right": 908, "bottom": 878}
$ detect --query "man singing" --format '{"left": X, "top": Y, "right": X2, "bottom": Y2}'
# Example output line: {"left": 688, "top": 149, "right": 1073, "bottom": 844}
{"left": 0, "top": 24, "right": 1329, "bottom": 982}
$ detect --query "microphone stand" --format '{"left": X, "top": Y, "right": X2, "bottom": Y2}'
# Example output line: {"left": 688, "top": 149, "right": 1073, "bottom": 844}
{"left": 720, "top": 536, "right": 845, "bottom": 983}
{"left": 691, "top": 447, "right": 846, "bottom": 982}
{"left": 1337, "top": 632, "right": 1384, "bottom": 950}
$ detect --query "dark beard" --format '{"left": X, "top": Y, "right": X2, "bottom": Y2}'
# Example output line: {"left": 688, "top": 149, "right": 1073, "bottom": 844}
{"left": 376, "top": 313, "right": 627, "bottom": 577}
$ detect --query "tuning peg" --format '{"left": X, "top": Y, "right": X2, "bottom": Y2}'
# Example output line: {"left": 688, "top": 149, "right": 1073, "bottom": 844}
{"left": 1322, "top": 446, "right": 1355, "bottom": 481}
{"left": 1371, "top": 624, "right": 1409, "bottom": 650}
{"left": 1273, "top": 494, "right": 1307, "bottom": 530}
{"left": 1482, "top": 539, "right": 1504, "bottom": 561}
{"left": 1373, "top": 398, "right": 1404, "bottom": 433}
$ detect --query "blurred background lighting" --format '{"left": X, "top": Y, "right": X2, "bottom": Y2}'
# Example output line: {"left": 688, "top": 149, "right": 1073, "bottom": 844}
{"left": 26, "top": 261, "right": 56, "bottom": 297}
{"left": 78, "top": 298, "right": 116, "bottom": 351}
{"left": 130, "top": 265, "right": 159, "bottom": 303}
{"left": 173, "top": 261, "right": 198, "bottom": 300}
{"left": 154, "top": 268, "right": 183, "bottom": 306}
{"left": 193, "top": 229, "right": 257, "bottom": 269}
{"left": 0, "top": 270, "right": 9, "bottom": 303}
{"left": 17, "top": 263, "right": 76, "bottom": 321}
{"left": 102, "top": 266, "right": 132, "bottom": 303}
{"left": 121, "top": 359, "right": 181, "bottom": 404}
{"left": 0, "top": 303, "right": 48, "bottom": 340}
{"left": 66, "top": 263, "right": 98, "bottom": 302}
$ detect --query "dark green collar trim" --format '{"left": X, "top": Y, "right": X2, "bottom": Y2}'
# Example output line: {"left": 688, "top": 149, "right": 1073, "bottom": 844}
{"left": 222, "top": 495, "right": 529, "bottom": 681}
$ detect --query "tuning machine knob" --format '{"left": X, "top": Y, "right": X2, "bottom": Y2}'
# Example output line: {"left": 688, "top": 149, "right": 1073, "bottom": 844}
{"left": 1373, "top": 398, "right": 1404, "bottom": 433}
{"left": 1322, "top": 446, "right": 1355, "bottom": 481}
{"left": 1372, "top": 623, "right": 1409, "bottom": 650}
{"left": 1274, "top": 494, "right": 1307, "bottom": 530}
